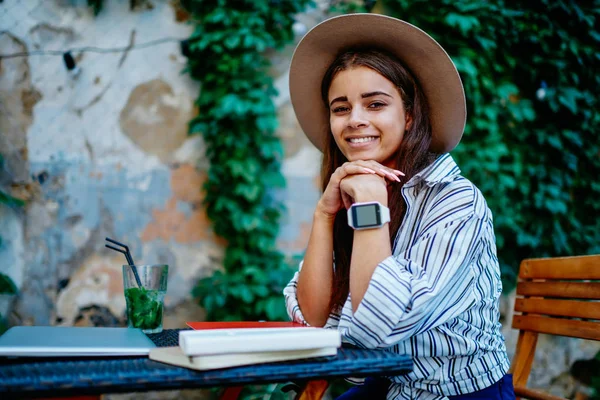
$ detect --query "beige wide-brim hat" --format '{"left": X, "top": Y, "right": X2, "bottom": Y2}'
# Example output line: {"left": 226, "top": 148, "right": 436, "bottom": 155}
{"left": 289, "top": 13, "right": 466, "bottom": 154}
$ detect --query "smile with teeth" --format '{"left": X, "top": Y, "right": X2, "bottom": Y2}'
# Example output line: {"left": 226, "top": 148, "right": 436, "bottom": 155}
{"left": 348, "top": 136, "right": 378, "bottom": 144}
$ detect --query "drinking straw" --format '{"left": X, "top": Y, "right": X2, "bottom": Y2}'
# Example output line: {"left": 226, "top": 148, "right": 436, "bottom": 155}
{"left": 105, "top": 237, "right": 143, "bottom": 288}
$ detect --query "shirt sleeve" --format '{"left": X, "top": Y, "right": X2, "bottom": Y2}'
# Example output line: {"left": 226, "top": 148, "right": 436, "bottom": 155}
{"left": 341, "top": 211, "right": 485, "bottom": 349}
{"left": 283, "top": 261, "right": 341, "bottom": 329}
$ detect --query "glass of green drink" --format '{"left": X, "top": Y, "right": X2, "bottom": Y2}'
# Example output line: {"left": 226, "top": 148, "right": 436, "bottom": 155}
{"left": 123, "top": 264, "right": 168, "bottom": 334}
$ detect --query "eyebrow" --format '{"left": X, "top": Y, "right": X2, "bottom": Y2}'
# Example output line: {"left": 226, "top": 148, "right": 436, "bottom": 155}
{"left": 329, "top": 91, "right": 393, "bottom": 107}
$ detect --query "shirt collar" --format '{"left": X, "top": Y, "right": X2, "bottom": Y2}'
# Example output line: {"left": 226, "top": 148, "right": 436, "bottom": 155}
{"left": 403, "top": 153, "right": 461, "bottom": 188}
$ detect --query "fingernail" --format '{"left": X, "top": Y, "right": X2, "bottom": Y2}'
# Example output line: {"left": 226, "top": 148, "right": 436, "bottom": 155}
{"left": 362, "top": 168, "right": 377, "bottom": 174}
{"left": 394, "top": 170, "right": 406, "bottom": 176}
{"left": 379, "top": 168, "right": 394, "bottom": 177}
{"left": 380, "top": 169, "right": 401, "bottom": 182}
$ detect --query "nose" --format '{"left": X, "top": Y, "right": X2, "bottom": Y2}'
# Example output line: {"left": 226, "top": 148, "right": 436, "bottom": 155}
{"left": 348, "top": 107, "right": 369, "bottom": 129}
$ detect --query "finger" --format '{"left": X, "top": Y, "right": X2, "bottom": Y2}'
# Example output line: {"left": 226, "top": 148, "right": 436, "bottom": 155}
{"left": 334, "top": 161, "right": 402, "bottom": 185}
{"left": 342, "top": 163, "right": 378, "bottom": 176}
{"left": 379, "top": 168, "right": 402, "bottom": 182}
{"left": 342, "top": 161, "right": 396, "bottom": 182}
{"left": 359, "top": 160, "right": 405, "bottom": 177}
{"left": 341, "top": 191, "right": 353, "bottom": 210}
{"left": 355, "top": 161, "right": 403, "bottom": 182}
{"left": 334, "top": 163, "right": 377, "bottom": 182}
{"left": 350, "top": 160, "right": 404, "bottom": 182}
{"left": 357, "top": 163, "right": 400, "bottom": 182}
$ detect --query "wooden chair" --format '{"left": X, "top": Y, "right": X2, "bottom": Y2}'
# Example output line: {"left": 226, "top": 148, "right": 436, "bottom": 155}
{"left": 510, "top": 254, "right": 600, "bottom": 400}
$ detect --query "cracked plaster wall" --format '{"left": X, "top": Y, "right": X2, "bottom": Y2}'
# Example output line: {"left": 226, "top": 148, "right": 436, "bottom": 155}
{"left": 0, "top": 1, "right": 596, "bottom": 398}
{"left": 0, "top": 0, "right": 325, "bottom": 332}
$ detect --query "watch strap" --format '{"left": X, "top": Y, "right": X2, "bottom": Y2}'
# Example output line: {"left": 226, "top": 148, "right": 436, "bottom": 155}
{"left": 379, "top": 203, "right": 390, "bottom": 224}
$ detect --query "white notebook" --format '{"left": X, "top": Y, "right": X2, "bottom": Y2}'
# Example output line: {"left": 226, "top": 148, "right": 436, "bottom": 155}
{"left": 179, "top": 327, "right": 341, "bottom": 356}
{"left": 0, "top": 326, "right": 156, "bottom": 357}
{"left": 150, "top": 345, "right": 338, "bottom": 371}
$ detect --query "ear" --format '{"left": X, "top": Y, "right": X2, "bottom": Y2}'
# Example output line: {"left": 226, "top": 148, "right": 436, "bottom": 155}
{"left": 405, "top": 111, "right": 413, "bottom": 132}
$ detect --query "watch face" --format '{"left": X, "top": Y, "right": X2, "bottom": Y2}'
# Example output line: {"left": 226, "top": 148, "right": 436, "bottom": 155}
{"left": 352, "top": 203, "right": 381, "bottom": 228}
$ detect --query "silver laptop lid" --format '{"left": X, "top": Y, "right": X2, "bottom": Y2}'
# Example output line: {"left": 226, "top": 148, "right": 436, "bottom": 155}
{"left": 0, "top": 326, "right": 156, "bottom": 357}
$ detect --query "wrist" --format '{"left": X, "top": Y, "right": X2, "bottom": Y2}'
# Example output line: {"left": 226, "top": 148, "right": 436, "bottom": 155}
{"left": 314, "top": 203, "right": 337, "bottom": 224}
{"left": 353, "top": 189, "right": 388, "bottom": 206}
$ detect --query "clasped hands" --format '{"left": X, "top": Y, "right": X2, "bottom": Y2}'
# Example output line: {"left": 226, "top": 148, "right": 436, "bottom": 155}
{"left": 317, "top": 160, "right": 405, "bottom": 218}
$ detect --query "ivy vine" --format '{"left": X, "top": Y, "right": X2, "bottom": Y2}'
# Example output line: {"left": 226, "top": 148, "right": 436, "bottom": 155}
{"left": 182, "top": 0, "right": 313, "bottom": 321}
{"left": 0, "top": 154, "right": 21, "bottom": 334}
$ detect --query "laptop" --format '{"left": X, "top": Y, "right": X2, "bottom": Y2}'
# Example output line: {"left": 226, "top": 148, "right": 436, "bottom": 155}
{"left": 0, "top": 326, "right": 156, "bottom": 357}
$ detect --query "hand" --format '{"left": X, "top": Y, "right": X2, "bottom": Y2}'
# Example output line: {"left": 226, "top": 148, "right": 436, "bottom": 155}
{"left": 340, "top": 173, "right": 388, "bottom": 210}
{"left": 316, "top": 161, "right": 403, "bottom": 218}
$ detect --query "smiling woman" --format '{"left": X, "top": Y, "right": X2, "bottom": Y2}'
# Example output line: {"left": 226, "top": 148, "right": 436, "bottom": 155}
{"left": 314, "top": 48, "right": 438, "bottom": 314}
{"left": 328, "top": 66, "right": 409, "bottom": 168}
{"left": 283, "top": 14, "right": 515, "bottom": 400}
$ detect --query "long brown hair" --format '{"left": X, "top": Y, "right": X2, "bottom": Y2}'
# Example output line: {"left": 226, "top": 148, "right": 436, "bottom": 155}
{"left": 320, "top": 48, "right": 436, "bottom": 311}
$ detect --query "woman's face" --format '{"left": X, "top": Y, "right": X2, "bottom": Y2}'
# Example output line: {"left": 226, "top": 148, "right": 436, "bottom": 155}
{"left": 328, "top": 66, "right": 411, "bottom": 168}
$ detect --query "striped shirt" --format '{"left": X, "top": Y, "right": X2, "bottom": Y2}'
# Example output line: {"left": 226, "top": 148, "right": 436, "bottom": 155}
{"left": 284, "top": 154, "right": 510, "bottom": 399}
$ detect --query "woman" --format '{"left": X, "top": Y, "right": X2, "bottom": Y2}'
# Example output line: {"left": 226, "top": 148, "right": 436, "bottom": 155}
{"left": 283, "top": 14, "right": 514, "bottom": 400}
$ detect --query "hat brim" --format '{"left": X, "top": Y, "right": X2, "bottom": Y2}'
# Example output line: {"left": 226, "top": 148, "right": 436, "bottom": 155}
{"left": 289, "top": 13, "right": 466, "bottom": 154}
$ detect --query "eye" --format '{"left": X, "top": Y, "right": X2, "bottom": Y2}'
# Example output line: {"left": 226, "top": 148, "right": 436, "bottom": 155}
{"left": 368, "top": 101, "right": 386, "bottom": 109}
{"left": 332, "top": 106, "right": 350, "bottom": 114}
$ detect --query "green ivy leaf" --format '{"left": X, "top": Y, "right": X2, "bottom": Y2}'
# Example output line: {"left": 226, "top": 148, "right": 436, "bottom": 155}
{"left": 0, "top": 274, "right": 17, "bottom": 295}
{"left": 444, "top": 13, "right": 480, "bottom": 36}
{"left": 264, "top": 296, "right": 287, "bottom": 321}
{"left": 558, "top": 87, "right": 581, "bottom": 114}
{"left": 234, "top": 183, "right": 262, "bottom": 202}
{"left": 0, "top": 191, "right": 25, "bottom": 208}
{"left": 452, "top": 56, "right": 478, "bottom": 77}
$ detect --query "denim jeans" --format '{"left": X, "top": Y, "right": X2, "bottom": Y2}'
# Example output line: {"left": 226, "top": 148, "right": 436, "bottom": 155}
{"left": 335, "top": 377, "right": 389, "bottom": 400}
{"left": 448, "top": 374, "right": 515, "bottom": 400}
{"left": 335, "top": 374, "right": 516, "bottom": 400}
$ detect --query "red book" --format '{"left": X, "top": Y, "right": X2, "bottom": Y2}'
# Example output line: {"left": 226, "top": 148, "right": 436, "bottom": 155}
{"left": 186, "top": 321, "right": 306, "bottom": 330}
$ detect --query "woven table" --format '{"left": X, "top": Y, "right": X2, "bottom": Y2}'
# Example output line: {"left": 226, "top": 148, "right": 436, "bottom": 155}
{"left": 0, "top": 329, "right": 412, "bottom": 399}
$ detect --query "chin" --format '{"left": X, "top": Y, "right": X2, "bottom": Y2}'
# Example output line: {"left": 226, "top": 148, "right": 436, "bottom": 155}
{"left": 344, "top": 149, "right": 376, "bottom": 161}
{"left": 346, "top": 153, "right": 382, "bottom": 163}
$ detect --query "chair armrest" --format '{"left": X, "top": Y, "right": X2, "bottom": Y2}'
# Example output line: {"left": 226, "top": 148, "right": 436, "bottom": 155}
{"left": 296, "top": 380, "right": 329, "bottom": 400}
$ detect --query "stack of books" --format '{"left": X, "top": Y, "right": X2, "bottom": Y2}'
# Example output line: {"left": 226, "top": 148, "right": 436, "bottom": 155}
{"left": 149, "top": 322, "right": 341, "bottom": 371}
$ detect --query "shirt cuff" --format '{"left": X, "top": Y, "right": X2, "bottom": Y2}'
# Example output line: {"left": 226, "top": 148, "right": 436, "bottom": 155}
{"left": 283, "top": 271, "right": 311, "bottom": 325}
{"left": 284, "top": 270, "right": 341, "bottom": 329}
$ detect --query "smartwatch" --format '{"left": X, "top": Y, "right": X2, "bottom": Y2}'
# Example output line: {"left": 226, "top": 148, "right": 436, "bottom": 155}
{"left": 347, "top": 201, "right": 390, "bottom": 230}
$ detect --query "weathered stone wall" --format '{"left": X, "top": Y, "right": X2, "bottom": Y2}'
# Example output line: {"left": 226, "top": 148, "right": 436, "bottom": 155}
{"left": 0, "top": 1, "right": 597, "bottom": 399}
{"left": 2, "top": 0, "right": 210, "bottom": 328}
{"left": 0, "top": 0, "right": 325, "bottom": 329}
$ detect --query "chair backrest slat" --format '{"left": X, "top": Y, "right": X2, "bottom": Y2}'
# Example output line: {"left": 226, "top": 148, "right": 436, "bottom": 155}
{"left": 514, "top": 298, "right": 600, "bottom": 319}
{"left": 511, "top": 254, "right": 600, "bottom": 399}
{"left": 516, "top": 282, "right": 600, "bottom": 299}
{"left": 519, "top": 255, "right": 600, "bottom": 279}
{"left": 512, "top": 315, "right": 600, "bottom": 341}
